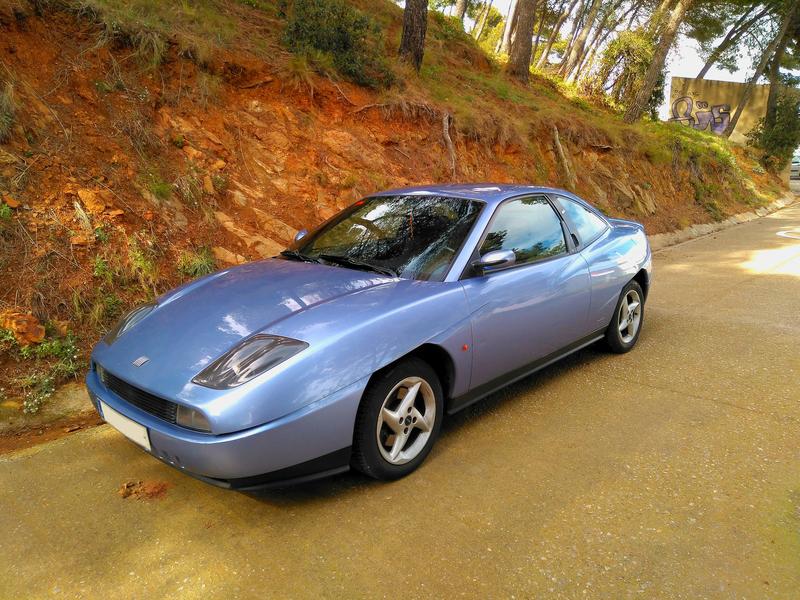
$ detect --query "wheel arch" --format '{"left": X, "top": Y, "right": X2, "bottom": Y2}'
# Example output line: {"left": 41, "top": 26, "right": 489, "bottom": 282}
{"left": 632, "top": 268, "right": 650, "bottom": 301}
{"left": 364, "top": 343, "right": 457, "bottom": 403}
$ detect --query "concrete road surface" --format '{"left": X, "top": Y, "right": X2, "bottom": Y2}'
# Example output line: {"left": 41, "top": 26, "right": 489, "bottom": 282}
{"left": 3, "top": 206, "right": 800, "bottom": 599}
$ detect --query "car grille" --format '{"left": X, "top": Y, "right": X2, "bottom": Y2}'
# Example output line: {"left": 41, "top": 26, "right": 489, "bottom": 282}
{"left": 98, "top": 366, "right": 178, "bottom": 424}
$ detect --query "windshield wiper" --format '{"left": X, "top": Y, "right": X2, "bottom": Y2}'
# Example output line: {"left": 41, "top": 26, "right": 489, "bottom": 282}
{"left": 280, "top": 250, "right": 321, "bottom": 264}
{"left": 319, "top": 254, "right": 398, "bottom": 278}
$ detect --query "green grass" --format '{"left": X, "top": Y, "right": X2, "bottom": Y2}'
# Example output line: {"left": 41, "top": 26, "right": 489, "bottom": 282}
{"left": 177, "top": 246, "right": 216, "bottom": 278}
{"left": 79, "top": 0, "right": 242, "bottom": 64}
{"left": 0, "top": 202, "right": 12, "bottom": 221}
{"left": 127, "top": 238, "right": 158, "bottom": 293}
{"left": 143, "top": 171, "right": 172, "bottom": 200}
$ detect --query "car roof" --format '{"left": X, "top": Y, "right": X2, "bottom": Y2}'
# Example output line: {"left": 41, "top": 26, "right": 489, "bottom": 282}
{"left": 369, "top": 184, "right": 576, "bottom": 207}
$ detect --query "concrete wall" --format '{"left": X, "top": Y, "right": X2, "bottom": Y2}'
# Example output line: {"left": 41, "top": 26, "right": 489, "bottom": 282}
{"left": 668, "top": 77, "right": 770, "bottom": 144}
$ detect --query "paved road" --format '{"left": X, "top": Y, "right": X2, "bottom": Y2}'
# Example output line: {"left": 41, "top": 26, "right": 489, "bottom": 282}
{"left": 3, "top": 206, "right": 800, "bottom": 599}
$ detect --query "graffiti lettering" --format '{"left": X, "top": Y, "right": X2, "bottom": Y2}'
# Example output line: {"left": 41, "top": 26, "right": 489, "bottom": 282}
{"left": 669, "top": 96, "right": 731, "bottom": 135}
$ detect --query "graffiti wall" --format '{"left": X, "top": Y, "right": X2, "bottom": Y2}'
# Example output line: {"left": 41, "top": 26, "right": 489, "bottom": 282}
{"left": 668, "top": 77, "right": 771, "bottom": 144}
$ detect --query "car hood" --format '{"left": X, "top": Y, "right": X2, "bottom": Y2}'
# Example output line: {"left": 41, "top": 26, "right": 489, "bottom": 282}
{"left": 93, "top": 258, "right": 393, "bottom": 395}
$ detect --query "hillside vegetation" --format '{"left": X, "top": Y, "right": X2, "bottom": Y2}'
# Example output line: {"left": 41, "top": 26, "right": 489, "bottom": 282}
{"left": 0, "top": 0, "right": 788, "bottom": 419}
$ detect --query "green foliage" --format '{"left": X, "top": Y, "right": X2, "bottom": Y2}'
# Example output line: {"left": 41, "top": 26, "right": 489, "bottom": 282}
{"left": 0, "top": 202, "right": 12, "bottom": 221}
{"left": 211, "top": 173, "right": 228, "bottom": 193}
{"left": 94, "top": 225, "right": 109, "bottom": 243}
{"left": 92, "top": 256, "right": 113, "bottom": 284}
{"left": 747, "top": 88, "right": 800, "bottom": 171}
{"left": 128, "top": 237, "right": 158, "bottom": 292}
{"left": 429, "top": 11, "right": 466, "bottom": 42}
{"left": 144, "top": 171, "right": 172, "bottom": 200}
{"left": 177, "top": 246, "right": 215, "bottom": 278}
{"left": 590, "top": 30, "right": 654, "bottom": 107}
{"left": 0, "top": 81, "right": 15, "bottom": 143}
{"left": 2, "top": 328, "right": 81, "bottom": 414}
{"left": 282, "top": 0, "right": 394, "bottom": 89}
{"left": 20, "top": 372, "right": 56, "bottom": 414}
{"left": 18, "top": 333, "right": 78, "bottom": 363}
{"left": 692, "top": 179, "right": 724, "bottom": 221}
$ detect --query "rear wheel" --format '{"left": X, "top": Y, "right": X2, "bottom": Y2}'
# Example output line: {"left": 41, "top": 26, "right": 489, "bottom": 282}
{"left": 605, "top": 280, "right": 644, "bottom": 353}
{"left": 352, "top": 358, "right": 443, "bottom": 480}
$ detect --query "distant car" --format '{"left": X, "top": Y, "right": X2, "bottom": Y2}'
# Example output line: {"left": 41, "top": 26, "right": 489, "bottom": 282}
{"left": 791, "top": 157, "right": 800, "bottom": 180}
{"left": 86, "top": 185, "right": 652, "bottom": 488}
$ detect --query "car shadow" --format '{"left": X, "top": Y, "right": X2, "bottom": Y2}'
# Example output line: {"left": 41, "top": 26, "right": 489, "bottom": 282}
{"left": 245, "top": 341, "right": 610, "bottom": 505}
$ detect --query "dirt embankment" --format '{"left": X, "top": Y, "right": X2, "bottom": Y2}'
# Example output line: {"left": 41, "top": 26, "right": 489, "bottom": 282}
{"left": 0, "top": 2, "right": 788, "bottom": 438}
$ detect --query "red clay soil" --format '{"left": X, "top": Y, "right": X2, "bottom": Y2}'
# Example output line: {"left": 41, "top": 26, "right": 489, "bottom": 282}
{"left": 0, "top": 3, "right": 787, "bottom": 441}
{"left": 0, "top": 413, "right": 104, "bottom": 454}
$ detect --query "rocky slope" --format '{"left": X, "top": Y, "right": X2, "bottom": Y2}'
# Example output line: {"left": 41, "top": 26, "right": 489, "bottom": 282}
{"left": 0, "top": 0, "right": 788, "bottom": 423}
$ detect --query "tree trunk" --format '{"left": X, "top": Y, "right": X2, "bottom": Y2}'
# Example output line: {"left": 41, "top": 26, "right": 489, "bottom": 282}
{"left": 623, "top": 0, "right": 692, "bottom": 123}
{"left": 566, "top": 0, "right": 624, "bottom": 82}
{"left": 561, "top": 0, "right": 602, "bottom": 77}
{"left": 561, "top": 0, "right": 588, "bottom": 63}
{"left": 399, "top": 0, "right": 429, "bottom": 72}
{"left": 498, "top": 0, "right": 519, "bottom": 53}
{"left": 570, "top": 11, "right": 618, "bottom": 83}
{"left": 535, "top": 0, "right": 577, "bottom": 69}
{"left": 764, "top": 29, "right": 789, "bottom": 130}
{"left": 507, "top": 0, "right": 539, "bottom": 83}
{"left": 696, "top": 5, "right": 770, "bottom": 79}
{"left": 724, "top": 2, "right": 797, "bottom": 136}
{"left": 454, "top": 0, "right": 468, "bottom": 22}
{"left": 473, "top": 0, "right": 493, "bottom": 39}
{"left": 626, "top": 0, "right": 644, "bottom": 28}
{"left": 576, "top": 0, "right": 640, "bottom": 80}
{"left": 531, "top": 0, "right": 547, "bottom": 62}
{"left": 648, "top": 0, "right": 676, "bottom": 37}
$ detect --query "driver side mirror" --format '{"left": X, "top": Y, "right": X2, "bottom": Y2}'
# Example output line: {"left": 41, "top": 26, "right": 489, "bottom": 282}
{"left": 472, "top": 249, "right": 516, "bottom": 274}
{"left": 293, "top": 229, "right": 308, "bottom": 244}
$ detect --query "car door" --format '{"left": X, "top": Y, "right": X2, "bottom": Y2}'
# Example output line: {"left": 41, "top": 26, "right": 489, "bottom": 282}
{"left": 550, "top": 194, "right": 624, "bottom": 332}
{"left": 459, "top": 195, "right": 592, "bottom": 391}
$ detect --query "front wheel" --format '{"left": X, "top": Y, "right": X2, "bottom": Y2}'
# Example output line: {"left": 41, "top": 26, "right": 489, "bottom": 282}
{"left": 352, "top": 358, "right": 443, "bottom": 481}
{"left": 605, "top": 280, "right": 644, "bottom": 353}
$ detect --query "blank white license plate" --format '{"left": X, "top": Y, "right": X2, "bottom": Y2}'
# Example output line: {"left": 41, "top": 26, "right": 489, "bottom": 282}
{"left": 100, "top": 401, "right": 151, "bottom": 451}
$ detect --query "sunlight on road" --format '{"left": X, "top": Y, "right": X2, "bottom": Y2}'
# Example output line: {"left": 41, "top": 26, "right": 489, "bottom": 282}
{"left": 739, "top": 234, "right": 800, "bottom": 277}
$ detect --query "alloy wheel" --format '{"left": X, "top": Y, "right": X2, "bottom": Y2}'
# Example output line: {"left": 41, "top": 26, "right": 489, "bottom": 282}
{"left": 617, "top": 289, "right": 642, "bottom": 343}
{"left": 376, "top": 376, "right": 436, "bottom": 465}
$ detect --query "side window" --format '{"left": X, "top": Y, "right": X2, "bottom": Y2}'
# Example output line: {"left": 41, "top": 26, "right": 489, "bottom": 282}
{"left": 553, "top": 196, "right": 607, "bottom": 246}
{"left": 480, "top": 196, "right": 567, "bottom": 266}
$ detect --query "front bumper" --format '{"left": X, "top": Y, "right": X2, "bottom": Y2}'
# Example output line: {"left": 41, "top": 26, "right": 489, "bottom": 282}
{"left": 85, "top": 369, "right": 368, "bottom": 488}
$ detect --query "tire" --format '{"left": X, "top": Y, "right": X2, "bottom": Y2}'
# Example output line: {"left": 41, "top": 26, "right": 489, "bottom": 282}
{"left": 605, "top": 280, "right": 645, "bottom": 354}
{"left": 352, "top": 357, "right": 444, "bottom": 481}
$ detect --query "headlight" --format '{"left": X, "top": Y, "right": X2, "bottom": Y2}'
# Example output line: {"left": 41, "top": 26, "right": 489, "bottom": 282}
{"left": 103, "top": 302, "right": 156, "bottom": 345}
{"left": 191, "top": 334, "right": 308, "bottom": 390}
{"left": 176, "top": 405, "right": 211, "bottom": 432}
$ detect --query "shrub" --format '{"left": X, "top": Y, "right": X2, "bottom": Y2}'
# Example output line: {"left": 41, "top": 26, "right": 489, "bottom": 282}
{"left": 2, "top": 328, "right": 81, "bottom": 414}
{"left": 178, "top": 246, "right": 215, "bottom": 278}
{"left": 282, "top": 0, "right": 394, "bottom": 89}
{"left": 747, "top": 87, "right": 800, "bottom": 171}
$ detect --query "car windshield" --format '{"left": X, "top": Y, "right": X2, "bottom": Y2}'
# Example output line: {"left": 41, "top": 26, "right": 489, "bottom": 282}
{"left": 290, "top": 195, "right": 483, "bottom": 281}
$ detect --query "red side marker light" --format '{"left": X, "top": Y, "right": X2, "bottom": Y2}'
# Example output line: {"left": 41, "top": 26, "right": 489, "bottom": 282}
{"left": 462, "top": 344, "right": 469, "bottom": 352}
{"left": 354, "top": 200, "right": 365, "bottom": 206}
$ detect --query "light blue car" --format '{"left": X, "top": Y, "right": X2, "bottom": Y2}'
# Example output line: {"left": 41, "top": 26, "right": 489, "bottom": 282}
{"left": 86, "top": 185, "right": 651, "bottom": 488}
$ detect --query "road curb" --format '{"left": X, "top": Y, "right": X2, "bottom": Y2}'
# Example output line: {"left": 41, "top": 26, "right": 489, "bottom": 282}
{"left": 649, "top": 194, "right": 798, "bottom": 253}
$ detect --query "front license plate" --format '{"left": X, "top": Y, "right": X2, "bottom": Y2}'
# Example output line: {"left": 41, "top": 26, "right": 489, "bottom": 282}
{"left": 100, "top": 401, "right": 151, "bottom": 452}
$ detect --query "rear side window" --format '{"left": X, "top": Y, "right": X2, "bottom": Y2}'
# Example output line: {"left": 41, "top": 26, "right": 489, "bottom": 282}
{"left": 480, "top": 196, "right": 566, "bottom": 266}
{"left": 553, "top": 196, "right": 607, "bottom": 246}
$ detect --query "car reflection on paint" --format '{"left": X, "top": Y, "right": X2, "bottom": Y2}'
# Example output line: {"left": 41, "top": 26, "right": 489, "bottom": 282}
{"left": 86, "top": 185, "right": 652, "bottom": 488}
